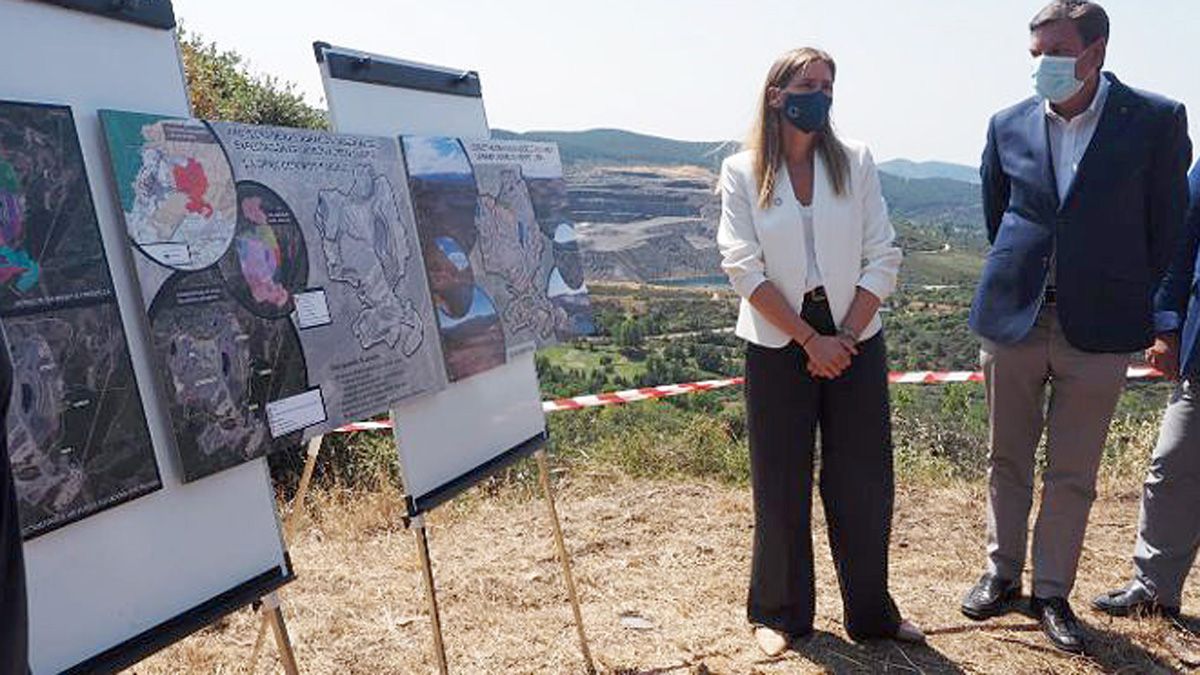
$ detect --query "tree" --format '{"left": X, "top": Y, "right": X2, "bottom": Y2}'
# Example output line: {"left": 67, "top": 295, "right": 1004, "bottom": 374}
{"left": 615, "top": 319, "right": 644, "bottom": 349}
{"left": 178, "top": 28, "right": 327, "bottom": 130}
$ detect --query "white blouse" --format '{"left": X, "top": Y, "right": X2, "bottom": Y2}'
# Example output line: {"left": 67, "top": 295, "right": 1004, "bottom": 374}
{"left": 797, "top": 202, "right": 823, "bottom": 292}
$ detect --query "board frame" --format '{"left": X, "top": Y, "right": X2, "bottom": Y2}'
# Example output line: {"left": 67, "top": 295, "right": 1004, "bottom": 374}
{"left": 6, "top": 2, "right": 294, "bottom": 671}
{"left": 36, "top": 0, "right": 175, "bottom": 29}
{"left": 315, "top": 43, "right": 550, "bottom": 518}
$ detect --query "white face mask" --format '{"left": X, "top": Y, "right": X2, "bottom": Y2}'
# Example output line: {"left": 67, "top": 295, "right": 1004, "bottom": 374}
{"left": 1032, "top": 55, "right": 1084, "bottom": 104}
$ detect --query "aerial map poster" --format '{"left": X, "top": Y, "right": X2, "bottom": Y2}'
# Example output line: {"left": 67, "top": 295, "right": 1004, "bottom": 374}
{"left": 100, "top": 111, "right": 444, "bottom": 482}
{"left": 0, "top": 100, "right": 160, "bottom": 539}
{"left": 401, "top": 137, "right": 592, "bottom": 381}
{"left": 464, "top": 140, "right": 594, "bottom": 343}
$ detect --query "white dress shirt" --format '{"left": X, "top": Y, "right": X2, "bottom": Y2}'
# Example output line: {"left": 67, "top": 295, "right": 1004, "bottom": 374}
{"left": 1046, "top": 74, "right": 1110, "bottom": 202}
{"left": 1044, "top": 75, "right": 1110, "bottom": 286}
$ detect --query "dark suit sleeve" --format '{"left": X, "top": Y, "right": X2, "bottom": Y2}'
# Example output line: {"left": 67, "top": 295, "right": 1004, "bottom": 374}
{"left": 0, "top": 325, "right": 27, "bottom": 675}
{"left": 980, "top": 116, "right": 1009, "bottom": 245}
{"left": 1148, "top": 104, "right": 1191, "bottom": 286}
{"left": 1154, "top": 161, "right": 1200, "bottom": 332}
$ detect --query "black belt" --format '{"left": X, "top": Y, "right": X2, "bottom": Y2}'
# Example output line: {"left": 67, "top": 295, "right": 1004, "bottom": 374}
{"left": 1044, "top": 286, "right": 1057, "bottom": 305}
{"left": 804, "top": 286, "right": 828, "bottom": 304}
{"left": 801, "top": 286, "right": 836, "bottom": 335}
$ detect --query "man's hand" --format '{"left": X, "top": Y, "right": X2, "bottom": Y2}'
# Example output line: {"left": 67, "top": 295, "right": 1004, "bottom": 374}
{"left": 1147, "top": 333, "right": 1181, "bottom": 381}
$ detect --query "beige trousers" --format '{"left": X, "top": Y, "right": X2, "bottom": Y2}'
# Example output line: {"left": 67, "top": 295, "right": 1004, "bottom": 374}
{"left": 981, "top": 306, "right": 1130, "bottom": 599}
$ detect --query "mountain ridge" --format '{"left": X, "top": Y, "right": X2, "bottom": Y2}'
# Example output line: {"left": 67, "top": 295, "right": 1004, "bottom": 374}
{"left": 494, "top": 128, "right": 978, "bottom": 184}
{"left": 490, "top": 128, "right": 983, "bottom": 285}
{"left": 878, "top": 158, "right": 980, "bottom": 184}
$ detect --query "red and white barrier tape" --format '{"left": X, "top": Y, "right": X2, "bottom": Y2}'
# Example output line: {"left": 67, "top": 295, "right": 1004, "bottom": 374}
{"left": 330, "top": 366, "right": 1164, "bottom": 433}
{"left": 541, "top": 378, "right": 745, "bottom": 413}
{"left": 886, "top": 366, "right": 1162, "bottom": 385}
{"left": 333, "top": 421, "right": 394, "bottom": 433}
{"left": 540, "top": 366, "right": 1164, "bottom": 413}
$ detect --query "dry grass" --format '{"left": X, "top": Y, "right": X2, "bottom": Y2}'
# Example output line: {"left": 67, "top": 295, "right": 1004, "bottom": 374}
{"left": 127, "top": 471, "right": 1200, "bottom": 674}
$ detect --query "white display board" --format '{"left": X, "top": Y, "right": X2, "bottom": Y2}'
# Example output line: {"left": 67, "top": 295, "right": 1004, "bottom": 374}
{"left": 316, "top": 44, "right": 548, "bottom": 513}
{"left": 1, "top": 2, "right": 291, "bottom": 672}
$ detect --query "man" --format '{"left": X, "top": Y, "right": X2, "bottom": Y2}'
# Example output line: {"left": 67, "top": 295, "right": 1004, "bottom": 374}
{"left": 962, "top": 0, "right": 1191, "bottom": 654}
{"left": 0, "top": 323, "right": 26, "bottom": 675}
{"left": 1093, "top": 159, "right": 1200, "bottom": 621}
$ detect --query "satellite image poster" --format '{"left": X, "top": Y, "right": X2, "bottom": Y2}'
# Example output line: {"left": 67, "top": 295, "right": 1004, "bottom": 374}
{"left": 401, "top": 136, "right": 592, "bottom": 382}
{"left": 462, "top": 139, "right": 594, "bottom": 345}
{"left": 0, "top": 100, "right": 160, "bottom": 538}
{"left": 100, "top": 111, "right": 444, "bottom": 482}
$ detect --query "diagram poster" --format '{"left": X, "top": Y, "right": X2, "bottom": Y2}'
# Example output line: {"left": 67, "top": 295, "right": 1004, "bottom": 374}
{"left": 463, "top": 139, "right": 594, "bottom": 343}
{"left": 0, "top": 100, "right": 159, "bottom": 538}
{"left": 208, "top": 122, "right": 445, "bottom": 420}
{"left": 401, "top": 137, "right": 592, "bottom": 382}
{"left": 101, "top": 111, "right": 444, "bottom": 482}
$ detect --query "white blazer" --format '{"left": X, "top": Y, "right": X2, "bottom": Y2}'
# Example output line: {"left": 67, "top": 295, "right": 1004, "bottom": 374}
{"left": 716, "top": 141, "right": 902, "bottom": 348}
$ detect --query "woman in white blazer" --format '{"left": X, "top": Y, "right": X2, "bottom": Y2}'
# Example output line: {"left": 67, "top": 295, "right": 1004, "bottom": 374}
{"left": 717, "top": 47, "right": 920, "bottom": 656}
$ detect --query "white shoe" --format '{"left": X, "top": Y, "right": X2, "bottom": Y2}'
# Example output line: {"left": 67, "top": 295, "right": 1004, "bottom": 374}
{"left": 754, "top": 626, "right": 789, "bottom": 657}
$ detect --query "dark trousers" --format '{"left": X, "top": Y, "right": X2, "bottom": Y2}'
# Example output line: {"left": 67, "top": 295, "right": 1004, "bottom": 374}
{"left": 0, "top": 328, "right": 26, "bottom": 675}
{"left": 745, "top": 301, "right": 899, "bottom": 640}
{"left": 0, "top": 447, "right": 25, "bottom": 675}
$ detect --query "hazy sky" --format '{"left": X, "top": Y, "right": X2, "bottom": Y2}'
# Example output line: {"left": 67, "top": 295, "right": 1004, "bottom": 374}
{"left": 173, "top": 0, "right": 1200, "bottom": 165}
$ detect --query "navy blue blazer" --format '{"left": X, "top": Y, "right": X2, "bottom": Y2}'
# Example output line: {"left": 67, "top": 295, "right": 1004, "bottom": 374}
{"left": 969, "top": 73, "right": 1191, "bottom": 353}
{"left": 1155, "top": 160, "right": 1200, "bottom": 377}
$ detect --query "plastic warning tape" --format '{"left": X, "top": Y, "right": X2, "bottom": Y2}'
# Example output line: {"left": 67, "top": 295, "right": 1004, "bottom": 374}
{"left": 330, "top": 366, "right": 1164, "bottom": 432}
{"left": 332, "top": 421, "right": 394, "bottom": 433}
{"left": 886, "top": 366, "right": 1163, "bottom": 385}
{"left": 541, "top": 378, "right": 745, "bottom": 413}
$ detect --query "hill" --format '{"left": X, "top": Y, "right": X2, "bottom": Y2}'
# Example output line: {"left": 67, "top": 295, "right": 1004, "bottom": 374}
{"left": 492, "top": 128, "right": 986, "bottom": 285}
{"left": 497, "top": 128, "right": 979, "bottom": 186}
{"left": 879, "top": 158, "right": 980, "bottom": 184}
{"left": 567, "top": 163, "right": 985, "bottom": 284}
{"left": 879, "top": 172, "right": 983, "bottom": 240}
{"left": 493, "top": 128, "right": 737, "bottom": 170}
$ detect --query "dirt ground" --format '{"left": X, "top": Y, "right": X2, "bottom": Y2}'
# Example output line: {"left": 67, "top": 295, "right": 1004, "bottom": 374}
{"left": 130, "top": 472, "right": 1200, "bottom": 674}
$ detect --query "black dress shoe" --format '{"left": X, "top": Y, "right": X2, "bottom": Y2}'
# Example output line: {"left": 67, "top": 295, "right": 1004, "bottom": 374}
{"left": 1092, "top": 584, "right": 1181, "bottom": 619}
{"left": 1033, "top": 596, "right": 1085, "bottom": 654}
{"left": 961, "top": 573, "right": 1021, "bottom": 620}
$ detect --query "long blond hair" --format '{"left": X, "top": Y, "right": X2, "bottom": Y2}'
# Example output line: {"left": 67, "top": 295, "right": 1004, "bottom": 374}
{"left": 746, "top": 48, "right": 850, "bottom": 208}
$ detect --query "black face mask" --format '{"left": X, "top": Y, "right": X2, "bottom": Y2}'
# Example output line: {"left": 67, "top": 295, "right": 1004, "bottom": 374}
{"left": 782, "top": 91, "right": 832, "bottom": 133}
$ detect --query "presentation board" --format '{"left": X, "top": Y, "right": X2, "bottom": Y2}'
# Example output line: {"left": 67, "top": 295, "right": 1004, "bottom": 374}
{"left": 0, "top": 100, "right": 161, "bottom": 540}
{"left": 458, "top": 140, "right": 593, "bottom": 343}
{"left": 1, "top": 2, "right": 291, "bottom": 672}
{"left": 316, "top": 44, "right": 549, "bottom": 514}
{"left": 401, "top": 136, "right": 593, "bottom": 382}
{"left": 98, "top": 112, "right": 446, "bottom": 481}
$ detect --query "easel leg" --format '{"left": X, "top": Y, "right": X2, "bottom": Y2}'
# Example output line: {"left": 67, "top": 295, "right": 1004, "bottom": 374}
{"left": 535, "top": 449, "right": 596, "bottom": 674}
{"left": 247, "top": 602, "right": 269, "bottom": 674}
{"left": 249, "top": 436, "right": 323, "bottom": 672}
{"left": 287, "top": 436, "right": 325, "bottom": 540}
{"left": 413, "top": 514, "right": 450, "bottom": 675}
{"left": 264, "top": 592, "right": 300, "bottom": 675}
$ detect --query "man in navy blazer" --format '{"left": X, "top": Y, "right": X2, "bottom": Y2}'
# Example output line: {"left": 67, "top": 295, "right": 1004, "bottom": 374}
{"left": 1093, "top": 159, "right": 1200, "bottom": 620}
{"left": 960, "top": 0, "right": 1191, "bottom": 654}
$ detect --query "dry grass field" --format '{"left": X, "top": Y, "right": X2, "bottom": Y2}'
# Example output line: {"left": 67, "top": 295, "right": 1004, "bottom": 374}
{"left": 129, "top": 469, "right": 1200, "bottom": 674}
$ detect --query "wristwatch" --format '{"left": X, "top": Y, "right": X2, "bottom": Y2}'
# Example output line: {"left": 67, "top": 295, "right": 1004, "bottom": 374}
{"left": 837, "top": 326, "right": 859, "bottom": 344}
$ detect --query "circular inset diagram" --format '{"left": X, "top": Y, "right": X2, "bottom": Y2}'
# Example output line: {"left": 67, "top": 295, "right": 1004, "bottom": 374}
{"left": 120, "top": 118, "right": 238, "bottom": 270}
{"left": 218, "top": 181, "right": 308, "bottom": 318}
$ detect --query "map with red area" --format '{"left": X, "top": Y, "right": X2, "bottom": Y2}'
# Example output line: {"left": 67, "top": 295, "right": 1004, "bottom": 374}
{"left": 172, "top": 158, "right": 213, "bottom": 218}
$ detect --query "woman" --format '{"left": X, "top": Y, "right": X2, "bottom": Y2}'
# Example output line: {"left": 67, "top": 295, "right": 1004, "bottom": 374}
{"left": 716, "top": 47, "right": 921, "bottom": 656}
